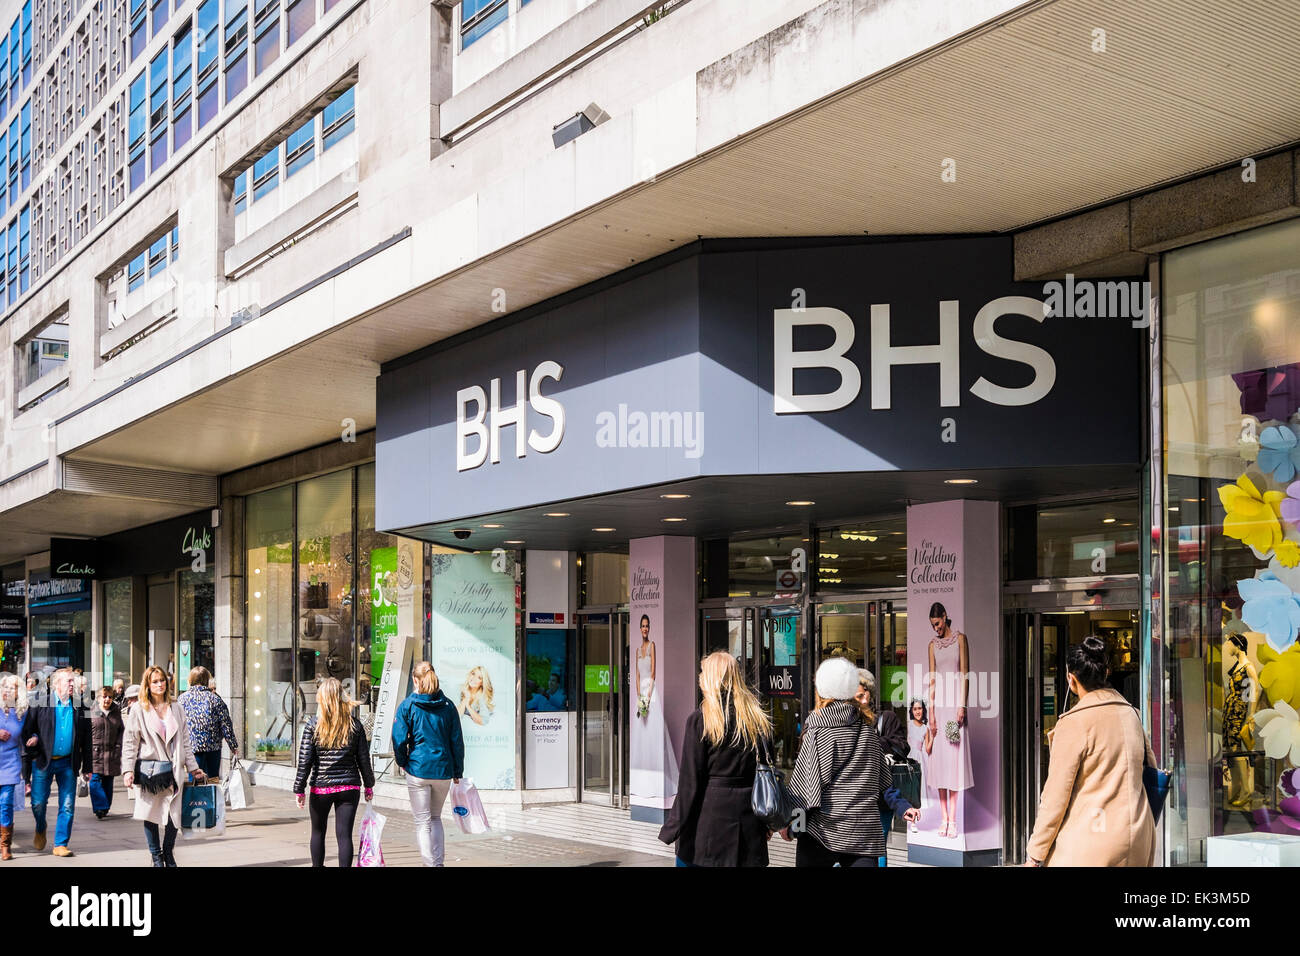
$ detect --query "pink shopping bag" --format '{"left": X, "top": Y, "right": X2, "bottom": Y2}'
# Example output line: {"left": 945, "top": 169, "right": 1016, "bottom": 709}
{"left": 355, "top": 804, "right": 387, "bottom": 867}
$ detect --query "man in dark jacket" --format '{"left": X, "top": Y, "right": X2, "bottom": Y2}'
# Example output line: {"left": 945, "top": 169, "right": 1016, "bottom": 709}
{"left": 88, "top": 686, "right": 125, "bottom": 819}
{"left": 21, "top": 668, "right": 92, "bottom": 856}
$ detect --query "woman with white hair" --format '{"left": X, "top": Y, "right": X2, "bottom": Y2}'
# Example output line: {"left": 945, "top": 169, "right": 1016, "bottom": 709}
{"left": 0, "top": 673, "right": 27, "bottom": 860}
{"left": 784, "top": 657, "right": 919, "bottom": 867}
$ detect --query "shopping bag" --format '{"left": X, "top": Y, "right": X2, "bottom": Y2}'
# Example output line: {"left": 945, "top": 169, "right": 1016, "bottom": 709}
{"left": 888, "top": 756, "right": 923, "bottom": 810}
{"left": 77, "top": 777, "right": 89, "bottom": 798}
{"left": 180, "top": 782, "right": 222, "bottom": 831}
{"left": 224, "top": 758, "right": 253, "bottom": 810}
{"left": 450, "top": 778, "right": 490, "bottom": 835}
{"left": 355, "top": 805, "right": 387, "bottom": 867}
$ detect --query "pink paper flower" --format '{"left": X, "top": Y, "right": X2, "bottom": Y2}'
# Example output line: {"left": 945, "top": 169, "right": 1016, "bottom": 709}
{"left": 1283, "top": 480, "right": 1300, "bottom": 527}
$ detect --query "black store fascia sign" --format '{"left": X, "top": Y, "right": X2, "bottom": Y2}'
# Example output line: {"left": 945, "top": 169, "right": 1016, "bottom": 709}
{"left": 49, "top": 511, "right": 214, "bottom": 580}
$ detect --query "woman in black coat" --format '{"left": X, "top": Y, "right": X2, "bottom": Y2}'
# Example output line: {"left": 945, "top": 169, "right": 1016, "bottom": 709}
{"left": 658, "top": 651, "right": 772, "bottom": 867}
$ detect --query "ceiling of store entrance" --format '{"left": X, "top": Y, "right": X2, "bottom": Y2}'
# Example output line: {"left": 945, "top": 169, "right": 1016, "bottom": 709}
{"left": 392, "top": 465, "right": 1140, "bottom": 553}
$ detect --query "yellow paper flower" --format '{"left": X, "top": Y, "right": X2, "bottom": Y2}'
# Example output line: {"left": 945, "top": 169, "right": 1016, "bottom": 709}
{"left": 1219, "top": 474, "right": 1294, "bottom": 564}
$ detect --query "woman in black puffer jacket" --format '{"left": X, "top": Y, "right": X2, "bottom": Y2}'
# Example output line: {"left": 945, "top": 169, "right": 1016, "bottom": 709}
{"left": 293, "top": 678, "right": 374, "bottom": 867}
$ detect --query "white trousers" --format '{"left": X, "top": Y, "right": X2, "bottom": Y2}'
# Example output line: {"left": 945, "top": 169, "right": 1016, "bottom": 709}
{"left": 405, "top": 774, "right": 452, "bottom": 867}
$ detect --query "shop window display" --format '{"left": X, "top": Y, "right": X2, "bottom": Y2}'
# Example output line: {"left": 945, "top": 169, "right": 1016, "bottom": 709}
{"left": 245, "top": 485, "right": 294, "bottom": 761}
{"left": 1163, "top": 218, "right": 1300, "bottom": 862}
{"left": 103, "top": 578, "right": 135, "bottom": 686}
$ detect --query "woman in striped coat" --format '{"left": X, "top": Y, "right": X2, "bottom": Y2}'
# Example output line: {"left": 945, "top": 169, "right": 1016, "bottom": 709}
{"left": 785, "top": 658, "right": 919, "bottom": 867}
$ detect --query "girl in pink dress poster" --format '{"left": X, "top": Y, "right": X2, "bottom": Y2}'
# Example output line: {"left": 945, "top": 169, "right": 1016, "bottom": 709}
{"left": 925, "top": 602, "right": 974, "bottom": 838}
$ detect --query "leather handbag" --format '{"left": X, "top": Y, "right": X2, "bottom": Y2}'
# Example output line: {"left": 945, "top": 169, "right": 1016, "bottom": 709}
{"left": 887, "top": 754, "right": 923, "bottom": 809}
{"left": 1144, "top": 764, "right": 1172, "bottom": 822}
{"left": 751, "top": 736, "right": 794, "bottom": 830}
{"left": 134, "top": 759, "right": 175, "bottom": 794}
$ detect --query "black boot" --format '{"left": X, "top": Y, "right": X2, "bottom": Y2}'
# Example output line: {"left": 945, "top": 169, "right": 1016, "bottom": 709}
{"left": 162, "top": 823, "right": 178, "bottom": 867}
{"left": 151, "top": 853, "right": 165, "bottom": 867}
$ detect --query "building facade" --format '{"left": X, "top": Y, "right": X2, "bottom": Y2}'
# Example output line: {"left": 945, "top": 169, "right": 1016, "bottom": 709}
{"left": 0, "top": 0, "right": 1297, "bottom": 865}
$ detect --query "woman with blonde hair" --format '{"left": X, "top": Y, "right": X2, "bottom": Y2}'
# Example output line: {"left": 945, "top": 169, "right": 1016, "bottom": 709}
{"left": 292, "top": 677, "right": 374, "bottom": 867}
{"left": 121, "top": 665, "right": 206, "bottom": 866}
{"left": 658, "top": 652, "right": 773, "bottom": 867}
{"left": 0, "top": 673, "right": 27, "bottom": 860}
{"left": 393, "top": 661, "right": 464, "bottom": 866}
{"left": 457, "top": 666, "right": 494, "bottom": 726}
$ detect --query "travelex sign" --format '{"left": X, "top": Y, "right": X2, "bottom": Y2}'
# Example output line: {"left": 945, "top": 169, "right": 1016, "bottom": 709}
{"left": 455, "top": 297, "right": 1059, "bottom": 470}
{"left": 376, "top": 238, "right": 1142, "bottom": 527}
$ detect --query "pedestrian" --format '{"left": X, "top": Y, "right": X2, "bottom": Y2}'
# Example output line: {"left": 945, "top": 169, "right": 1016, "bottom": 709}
{"left": 112, "top": 679, "right": 126, "bottom": 706}
{"left": 89, "top": 685, "right": 125, "bottom": 820}
{"left": 122, "top": 685, "right": 141, "bottom": 717}
{"left": 24, "top": 673, "right": 37, "bottom": 694}
{"left": 73, "top": 673, "right": 88, "bottom": 707}
{"left": 658, "top": 651, "right": 772, "bottom": 867}
{"left": 177, "top": 666, "right": 238, "bottom": 779}
{"left": 782, "top": 657, "right": 919, "bottom": 867}
{"left": 20, "top": 667, "right": 92, "bottom": 857}
{"left": 293, "top": 677, "right": 373, "bottom": 867}
{"left": 857, "top": 668, "right": 909, "bottom": 844}
{"left": 121, "top": 666, "right": 207, "bottom": 866}
{"left": 392, "top": 661, "right": 463, "bottom": 867}
{"left": 1025, "top": 635, "right": 1156, "bottom": 867}
{"left": 0, "top": 673, "right": 27, "bottom": 860}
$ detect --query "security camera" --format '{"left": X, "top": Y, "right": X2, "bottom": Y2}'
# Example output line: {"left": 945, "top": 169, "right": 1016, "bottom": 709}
{"left": 452, "top": 528, "right": 472, "bottom": 540}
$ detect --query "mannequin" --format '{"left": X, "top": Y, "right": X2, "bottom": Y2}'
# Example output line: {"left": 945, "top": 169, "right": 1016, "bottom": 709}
{"left": 1222, "top": 634, "right": 1258, "bottom": 808}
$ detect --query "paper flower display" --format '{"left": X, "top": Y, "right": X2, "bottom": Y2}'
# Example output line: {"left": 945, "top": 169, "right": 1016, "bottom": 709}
{"left": 1219, "top": 474, "right": 1298, "bottom": 566}
{"left": 1259, "top": 643, "right": 1300, "bottom": 712}
{"left": 1283, "top": 481, "right": 1300, "bottom": 528}
{"left": 1256, "top": 700, "right": 1300, "bottom": 764}
{"left": 1240, "top": 572, "right": 1300, "bottom": 652}
{"left": 1259, "top": 425, "right": 1300, "bottom": 483}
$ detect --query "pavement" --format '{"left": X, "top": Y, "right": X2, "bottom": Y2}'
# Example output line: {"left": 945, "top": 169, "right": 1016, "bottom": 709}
{"left": 1, "top": 780, "right": 914, "bottom": 867}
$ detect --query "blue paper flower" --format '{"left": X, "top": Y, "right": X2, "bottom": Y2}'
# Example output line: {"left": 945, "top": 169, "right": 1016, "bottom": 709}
{"left": 1259, "top": 425, "right": 1300, "bottom": 483}
{"left": 1240, "top": 571, "right": 1300, "bottom": 652}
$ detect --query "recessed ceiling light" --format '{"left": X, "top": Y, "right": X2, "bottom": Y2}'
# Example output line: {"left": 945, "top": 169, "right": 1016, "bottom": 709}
{"left": 786, "top": 500, "right": 815, "bottom": 506}
{"left": 662, "top": 517, "right": 687, "bottom": 523}
{"left": 1168, "top": 506, "right": 1180, "bottom": 512}
{"left": 660, "top": 493, "right": 691, "bottom": 500}
{"left": 944, "top": 478, "right": 979, "bottom": 485}
{"left": 544, "top": 512, "right": 570, "bottom": 518}
{"left": 504, "top": 540, "right": 525, "bottom": 545}
{"left": 1102, "top": 517, "right": 1116, "bottom": 524}
{"left": 481, "top": 523, "right": 503, "bottom": 529}
{"left": 592, "top": 527, "right": 616, "bottom": 532}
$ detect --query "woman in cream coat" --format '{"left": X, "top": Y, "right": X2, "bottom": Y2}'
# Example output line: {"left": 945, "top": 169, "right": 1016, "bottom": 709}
{"left": 1026, "top": 636, "right": 1155, "bottom": 867}
{"left": 121, "top": 666, "right": 206, "bottom": 866}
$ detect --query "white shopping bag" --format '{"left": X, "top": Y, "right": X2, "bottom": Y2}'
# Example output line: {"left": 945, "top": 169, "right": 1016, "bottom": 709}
{"left": 449, "top": 778, "right": 490, "bottom": 835}
{"left": 224, "top": 758, "right": 254, "bottom": 810}
{"left": 356, "top": 804, "right": 387, "bottom": 867}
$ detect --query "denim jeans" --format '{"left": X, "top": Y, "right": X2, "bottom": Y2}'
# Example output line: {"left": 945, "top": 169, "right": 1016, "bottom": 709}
{"left": 31, "top": 757, "right": 76, "bottom": 847}
{"left": 89, "top": 774, "right": 114, "bottom": 814}
{"left": 0, "top": 783, "right": 15, "bottom": 827}
{"left": 405, "top": 774, "right": 452, "bottom": 866}
{"left": 194, "top": 750, "right": 222, "bottom": 779}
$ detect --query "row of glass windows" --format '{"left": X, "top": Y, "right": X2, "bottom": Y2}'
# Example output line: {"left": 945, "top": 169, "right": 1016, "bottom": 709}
{"left": 128, "top": 0, "right": 346, "bottom": 196}
{"left": 0, "top": 99, "right": 33, "bottom": 220}
{"left": 232, "top": 85, "right": 354, "bottom": 214}
{"left": 0, "top": 202, "right": 30, "bottom": 307}
{"left": 126, "top": 226, "right": 179, "bottom": 292}
{"left": 0, "top": 1, "right": 32, "bottom": 128}
{"left": 460, "top": 0, "right": 532, "bottom": 50}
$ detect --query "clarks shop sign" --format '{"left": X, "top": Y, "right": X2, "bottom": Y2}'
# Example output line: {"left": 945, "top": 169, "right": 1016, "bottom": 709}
{"left": 377, "top": 237, "right": 1142, "bottom": 528}
{"left": 50, "top": 510, "right": 214, "bottom": 579}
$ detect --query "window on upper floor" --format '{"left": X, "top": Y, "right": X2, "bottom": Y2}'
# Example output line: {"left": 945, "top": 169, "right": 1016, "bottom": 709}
{"left": 130, "top": 0, "right": 148, "bottom": 60}
{"left": 147, "top": 231, "right": 168, "bottom": 277}
{"left": 252, "top": 146, "right": 278, "bottom": 201}
{"left": 6, "top": 117, "right": 16, "bottom": 200}
{"left": 152, "top": 0, "right": 168, "bottom": 38}
{"left": 5, "top": 217, "right": 14, "bottom": 306}
{"left": 18, "top": 311, "right": 69, "bottom": 394}
{"left": 253, "top": 0, "right": 279, "bottom": 76}
{"left": 127, "top": 249, "right": 145, "bottom": 291}
{"left": 18, "top": 100, "right": 27, "bottom": 191}
{"left": 173, "top": 22, "right": 193, "bottom": 151}
{"left": 286, "top": 0, "right": 313, "bottom": 47}
{"left": 284, "top": 116, "right": 313, "bottom": 177}
{"left": 196, "top": 0, "right": 219, "bottom": 128}
{"left": 0, "top": 37, "right": 8, "bottom": 119}
{"left": 0, "top": 130, "right": 6, "bottom": 219}
{"left": 460, "top": 0, "right": 507, "bottom": 50}
{"left": 18, "top": 204, "right": 27, "bottom": 293}
{"left": 224, "top": 0, "right": 249, "bottom": 103}
{"left": 150, "top": 49, "right": 169, "bottom": 172}
{"left": 128, "top": 71, "right": 146, "bottom": 191}
{"left": 233, "top": 168, "right": 246, "bottom": 214}
{"left": 322, "top": 85, "right": 353, "bottom": 151}
{"left": 19, "top": 1, "right": 29, "bottom": 89}
{"left": 7, "top": 20, "right": 16, "bottom": 98}
{"left": 105, "top": 220, "right": 180, "bottom": 344}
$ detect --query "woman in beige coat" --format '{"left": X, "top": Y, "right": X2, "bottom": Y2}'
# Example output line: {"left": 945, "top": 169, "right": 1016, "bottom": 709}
{"left": 121, "top": 666, "right": 206, "bottom": 866}
{"left": 1026, "top": 636, "right": 1156, "bottom": 867}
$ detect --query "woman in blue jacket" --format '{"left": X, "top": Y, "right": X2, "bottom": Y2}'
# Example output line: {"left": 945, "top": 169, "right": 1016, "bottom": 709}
{"left": 392, "top": 662, "right": 464, "bottom": 867}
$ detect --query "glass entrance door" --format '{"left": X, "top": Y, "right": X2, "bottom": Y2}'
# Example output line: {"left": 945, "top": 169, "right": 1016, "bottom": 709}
{"left": 579, "top": 611, "right": 628, "bottom": 806}
{"left": 758, "top": 606, "right": 802, "bottom": 771}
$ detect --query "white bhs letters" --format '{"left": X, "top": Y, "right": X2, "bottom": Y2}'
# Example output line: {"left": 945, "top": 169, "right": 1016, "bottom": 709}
{"left": 457, "top": 360, "right": 565, "bottom": 471}
{"left": 773, "top": 298, "right": 1056, "bottom": 413}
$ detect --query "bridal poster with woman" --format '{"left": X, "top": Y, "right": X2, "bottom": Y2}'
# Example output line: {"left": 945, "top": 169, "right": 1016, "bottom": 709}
{"left": 431, "top": 551, "right": 519, "bottom": 789}
{"left": 905, "top": 500, "right": 1002, "bottom": 863}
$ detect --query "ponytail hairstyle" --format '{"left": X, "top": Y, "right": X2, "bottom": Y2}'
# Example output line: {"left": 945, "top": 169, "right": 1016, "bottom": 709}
{"left": 1066, "top": 635, "right": 1110, "bottom": 692}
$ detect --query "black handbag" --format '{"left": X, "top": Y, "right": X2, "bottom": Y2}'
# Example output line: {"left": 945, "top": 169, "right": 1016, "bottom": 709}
{"left": 1144, "top": 764, "right": 1171, "bottom": 822}
{"left": 751, "top": 736, "right": 794, "bottom": 830}
{"left": 134, "top": 759, "right": 176, "bottom": 794}
{"left": 887, "top": 754, "right": 923, "bottom": 809}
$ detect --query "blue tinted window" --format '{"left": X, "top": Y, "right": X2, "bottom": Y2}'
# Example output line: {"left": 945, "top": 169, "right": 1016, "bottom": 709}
{"left": 460, "top": 0, "right": 506, "bottom": 49}
{"left": 127, "top": 251, "right": 145, "bottom": 292}
{"left": 233, "top": 169, "right": 247, "bottom": 214}
{"left": 252, "top": 146, "right": 278, "bottom": 200}
{"left": 321, "top": 86, "right": 353, "bottom": 151}
{"left": 284, "top": 116, "right": 313, "bottom": 177}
